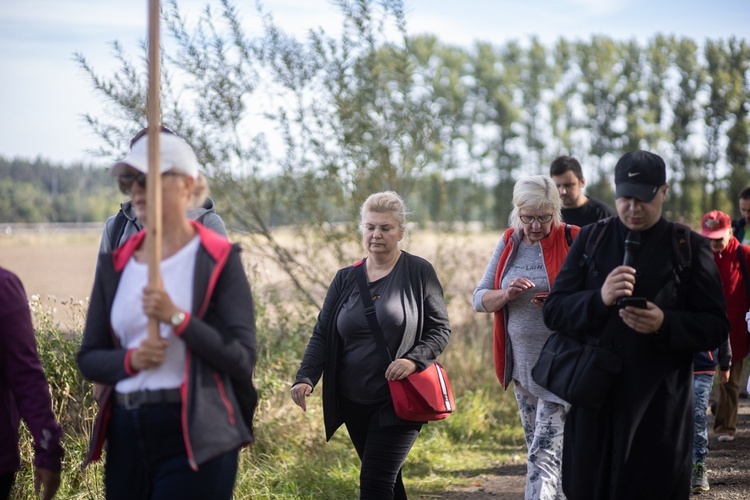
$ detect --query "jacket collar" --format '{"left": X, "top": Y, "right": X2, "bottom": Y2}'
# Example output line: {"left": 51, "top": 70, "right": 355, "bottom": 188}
{"left": 112, "top": 220, "right": 232, "bottom": 272}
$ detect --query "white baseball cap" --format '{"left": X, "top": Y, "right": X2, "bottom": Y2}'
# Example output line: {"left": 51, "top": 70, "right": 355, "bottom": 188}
{"left": 111, "top": 132, "right": 199, "bottom": 178}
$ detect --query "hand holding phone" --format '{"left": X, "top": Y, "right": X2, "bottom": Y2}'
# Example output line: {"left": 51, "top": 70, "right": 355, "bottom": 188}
{"left": 618, "top": 296, "right": 647, "bottom": 309}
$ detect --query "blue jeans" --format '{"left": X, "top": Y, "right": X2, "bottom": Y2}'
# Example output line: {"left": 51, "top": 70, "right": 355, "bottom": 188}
{"left": 693, "top": 373, "right": 714, "bottom": 464}
{"left": 105, "top": 403, "right": 239, "bottom": 500}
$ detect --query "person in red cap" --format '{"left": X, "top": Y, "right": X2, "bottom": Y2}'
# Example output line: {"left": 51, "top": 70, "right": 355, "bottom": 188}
{"left": 701, "top": 210, "right": 750, "bottom": 445}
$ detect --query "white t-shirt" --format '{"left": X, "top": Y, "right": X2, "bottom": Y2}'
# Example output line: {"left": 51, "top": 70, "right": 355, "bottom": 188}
{"left": 111, "top": 236, "right": 200, "bottom": 394}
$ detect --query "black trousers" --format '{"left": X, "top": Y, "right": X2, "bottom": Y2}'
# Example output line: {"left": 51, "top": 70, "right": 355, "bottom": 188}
{"left": 0, "top": 473, "right": 14, "bottom": 500}
{"left": 341, "top": 398, "right": 421, "bottom": 500}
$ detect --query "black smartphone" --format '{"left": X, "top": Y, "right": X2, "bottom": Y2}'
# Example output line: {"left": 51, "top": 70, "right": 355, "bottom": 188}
{"left": 618, "top": 297, "right": 648, "bottom": 309}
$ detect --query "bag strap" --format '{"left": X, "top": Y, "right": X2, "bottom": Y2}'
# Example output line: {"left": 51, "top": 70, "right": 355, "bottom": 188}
{"left": 671, "top": 222, "right": 692, "bottom": 286}
{"left": 354, "top": 261, "right": 394, "bottom": 367}
{"left": 579, "top": 217, "right": 613, "bottom": 271}
{"left": 565, "top": 223, "right": 573, "bottom": 247}
{"left": 666, "top": 222, "right": 692, "bottom": 308}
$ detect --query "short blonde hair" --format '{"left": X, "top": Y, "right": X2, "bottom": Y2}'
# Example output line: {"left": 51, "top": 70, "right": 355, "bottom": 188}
{"left": 360, "top": 191, "right": 408, "bottom": 230}
{"left": 508, "top": 175, "right": 562, "bottom": 232}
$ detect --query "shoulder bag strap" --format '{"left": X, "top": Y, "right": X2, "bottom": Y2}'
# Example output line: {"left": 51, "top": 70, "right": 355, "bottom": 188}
{"left": 354, "top": 261, "right": 394, "bottom": 367}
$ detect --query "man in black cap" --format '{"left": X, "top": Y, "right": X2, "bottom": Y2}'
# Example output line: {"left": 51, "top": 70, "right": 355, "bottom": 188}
{"left": 543, "top": 150, "right": 729, "bottom": 499}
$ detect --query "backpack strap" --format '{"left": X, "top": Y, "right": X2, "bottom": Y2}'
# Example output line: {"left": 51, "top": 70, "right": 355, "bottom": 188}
{"left": 109, "top": 211, "right": 130, "bottom": 250}
{"left": 671, "top": 222, "right": 692, "bottom": 287}
{"left": 565, "top": 224, "right": 572, "bottom": 247}
{"left": 579, "top": 217, "right": 613, "bottom": 274}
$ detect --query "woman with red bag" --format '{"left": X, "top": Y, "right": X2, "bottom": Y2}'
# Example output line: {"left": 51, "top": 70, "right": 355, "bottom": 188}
{"left": 291, "top": 191, "right": 451, "bottom": 499}
{"left": 473, "top": 175, "right": 580, "bottom": 499}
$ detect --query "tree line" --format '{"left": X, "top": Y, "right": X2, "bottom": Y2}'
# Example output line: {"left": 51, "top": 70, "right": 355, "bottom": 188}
{"left": 0, "top": 157, "right": 118, "bottom": 223}
{"left": 18, "top": 0, "right": 750, "bottom": 301}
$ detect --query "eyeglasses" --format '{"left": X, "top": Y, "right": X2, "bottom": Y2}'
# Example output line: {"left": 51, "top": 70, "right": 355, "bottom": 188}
{"left": 117, "top": 171, "right": 184, "bottom": 194}
{"left": 519, "top": 213, "right": 554, "bottom": 225}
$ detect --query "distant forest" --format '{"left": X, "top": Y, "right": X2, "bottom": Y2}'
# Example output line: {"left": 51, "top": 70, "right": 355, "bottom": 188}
{"left": 0, "top": 156, "right": 119, "bottom": 223}
{"left": 0, "top": 155, "right": 495, "bottom": 226}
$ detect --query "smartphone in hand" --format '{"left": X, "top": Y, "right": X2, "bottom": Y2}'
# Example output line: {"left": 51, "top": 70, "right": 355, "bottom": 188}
{"left": 618, "top": 296, "right": 648, "bottom": 309}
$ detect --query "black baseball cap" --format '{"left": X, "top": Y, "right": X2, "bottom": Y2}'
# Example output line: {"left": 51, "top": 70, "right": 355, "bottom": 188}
{"left": 614, "top": 150, "right": 667, "bottom": 202}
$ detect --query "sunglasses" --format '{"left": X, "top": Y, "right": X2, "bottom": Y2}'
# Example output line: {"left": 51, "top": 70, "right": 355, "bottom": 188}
{"left": 117, "top": 171, "right": 185, "bottom": 194}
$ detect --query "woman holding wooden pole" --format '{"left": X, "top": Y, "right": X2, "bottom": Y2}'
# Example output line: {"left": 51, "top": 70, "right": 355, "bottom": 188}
{"left": 77, "top": 2, "right": 256, "bottom": 498}
{"left": 77, "top": 131, "right": 257, "bottom": 499}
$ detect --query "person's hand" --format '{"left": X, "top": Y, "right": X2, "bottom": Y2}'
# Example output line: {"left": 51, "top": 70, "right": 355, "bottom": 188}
{"left": 505, "top": 277, "right": 535, "bottom": 302}
{"left": 290, "top": 383, "right": 313, "bottom": 411}
{"left": 92, "top": 382, "right": 107, "bottom": 406}
{"left": 600, "top": 266, "right": 636, "bottom": 306}
{"left": 141, "top": 284, "right": 180, "bottom": 324}
{"left": 34, "top": 467, "right": 61, "bottom": 500}
{"left": 719, "top": 370, "right": 730, "bottom": 384}
{"left": 385, "top": 358, "right": 417, "bottom": 381}
{"left": 619, "top": 301, "right": 664, "bottom": 334}
{"left": 130, "top": 337, "right": 169, "bottom": 372}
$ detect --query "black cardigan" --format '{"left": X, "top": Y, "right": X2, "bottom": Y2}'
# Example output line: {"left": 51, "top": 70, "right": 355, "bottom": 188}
{"left": 294, "top": 251, "right": 451, "bottom": 440}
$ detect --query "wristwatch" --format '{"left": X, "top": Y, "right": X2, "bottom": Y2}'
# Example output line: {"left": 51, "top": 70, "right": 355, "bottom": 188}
{"left": 170, "top": 311, "right": 186, "bottom": 328}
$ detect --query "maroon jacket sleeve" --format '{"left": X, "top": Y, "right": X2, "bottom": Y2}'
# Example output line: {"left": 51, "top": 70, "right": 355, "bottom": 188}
{"left": 0, "top": 268, "right": 64, "bottom": 472}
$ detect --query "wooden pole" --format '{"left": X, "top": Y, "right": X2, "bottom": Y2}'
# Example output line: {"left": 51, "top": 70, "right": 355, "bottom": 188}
{"left": 146, "top": 0, "right": 162, "bottom": 341}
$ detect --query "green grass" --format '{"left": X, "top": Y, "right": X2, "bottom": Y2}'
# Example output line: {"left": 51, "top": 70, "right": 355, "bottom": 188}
{"left": 14, "top": 276, "right": 524, "bottom": 499}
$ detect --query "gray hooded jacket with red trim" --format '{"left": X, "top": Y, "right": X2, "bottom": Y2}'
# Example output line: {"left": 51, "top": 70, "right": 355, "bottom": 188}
{"left": 77, "top": 221, "right": 257, "bottom": 469}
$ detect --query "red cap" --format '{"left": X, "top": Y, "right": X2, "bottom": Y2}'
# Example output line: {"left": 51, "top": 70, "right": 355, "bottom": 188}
{"left": 701, "top": 210, "right": 731, "bottom": 239}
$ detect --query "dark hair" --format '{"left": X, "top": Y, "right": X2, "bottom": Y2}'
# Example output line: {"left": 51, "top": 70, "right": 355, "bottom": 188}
{"left": 739, "top": 187, "right": 750, "bottom": 200}
{"left": 550, "top": 155, "right": 583, "bottom": 180}
{"left": 129, "top": 125, "right": 176, "bottom": 149}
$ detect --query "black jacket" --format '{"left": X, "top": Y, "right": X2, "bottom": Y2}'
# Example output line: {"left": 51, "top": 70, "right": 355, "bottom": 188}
{"left": 78, "top": 223, "right": 257, "bottom": 469}
{"left": 294, "top": 252, "right": 451, "bottom": 440}
{"left": 732, "top": 217, "right": 746, "bottom": 243}
{"left": 693, "top": 339, "right": 731, "bottom": 373}
{"left": 543, "top": 217, "right": 729, "bottom": 500}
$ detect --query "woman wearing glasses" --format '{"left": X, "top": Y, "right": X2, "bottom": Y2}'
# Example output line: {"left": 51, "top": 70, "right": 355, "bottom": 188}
{"left": 473, "top": 175, "right": 579, "bottom": 499}
{"left": 77, "top": 132, "right": 257, "bottom": 499}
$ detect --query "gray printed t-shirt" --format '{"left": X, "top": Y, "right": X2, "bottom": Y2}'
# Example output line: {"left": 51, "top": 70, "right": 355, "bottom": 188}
{"left": 501, "top": 241, "right": 565, "bottom": 404}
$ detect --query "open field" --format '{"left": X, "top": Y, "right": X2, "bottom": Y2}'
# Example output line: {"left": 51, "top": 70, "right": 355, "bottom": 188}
{"left": 0, "top": 226, "right": 102, "bottom": 330}
{"left": 0, "top": 224, "right": 504, "bottom": 331}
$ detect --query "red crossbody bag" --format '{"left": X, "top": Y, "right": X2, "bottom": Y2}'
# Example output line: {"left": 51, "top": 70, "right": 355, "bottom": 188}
{"left": 354, "top": 260, "right": 455, "bottom": 421}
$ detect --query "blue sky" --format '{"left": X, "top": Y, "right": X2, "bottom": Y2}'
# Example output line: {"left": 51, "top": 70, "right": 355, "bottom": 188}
{"left": 1, "top": 0, "right": 748, "bottom": 165}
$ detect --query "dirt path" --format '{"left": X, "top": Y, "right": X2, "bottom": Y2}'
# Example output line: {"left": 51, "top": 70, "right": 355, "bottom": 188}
{"left": 426, "top": 397, "right": 750, "bottom": 499}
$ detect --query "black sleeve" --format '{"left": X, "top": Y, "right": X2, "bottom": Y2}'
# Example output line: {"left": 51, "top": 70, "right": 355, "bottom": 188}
{"left": 293, "top": 267, "right": 350, "bottom": 387}
{"left": 659, "top": 233, "right": 729, "bottom": 352}
{"left": 404, "top": 259, "right": 451, "bottom": 370}
{"left": 178, "top": 248, "right": 256, "bottom": 381}
{"left": 77, "top": 256, "right": 131, "bottom": 384}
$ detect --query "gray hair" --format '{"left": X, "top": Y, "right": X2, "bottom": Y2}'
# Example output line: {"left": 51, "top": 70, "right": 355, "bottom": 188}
{"left": 360, "top": 191, "right": 408, "bottom": 230}
{"left": 508, "top": 175, "right": 562, "bottom": 232}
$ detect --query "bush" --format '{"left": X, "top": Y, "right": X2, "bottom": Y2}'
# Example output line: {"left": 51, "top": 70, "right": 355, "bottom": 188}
{"left": 14, "top": 233, "right": 524, "bottom": 498}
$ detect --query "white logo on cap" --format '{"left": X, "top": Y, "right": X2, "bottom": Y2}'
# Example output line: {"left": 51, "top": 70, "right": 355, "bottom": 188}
{"left": 628, "top": 172, "right": 640, "bottom": 177}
